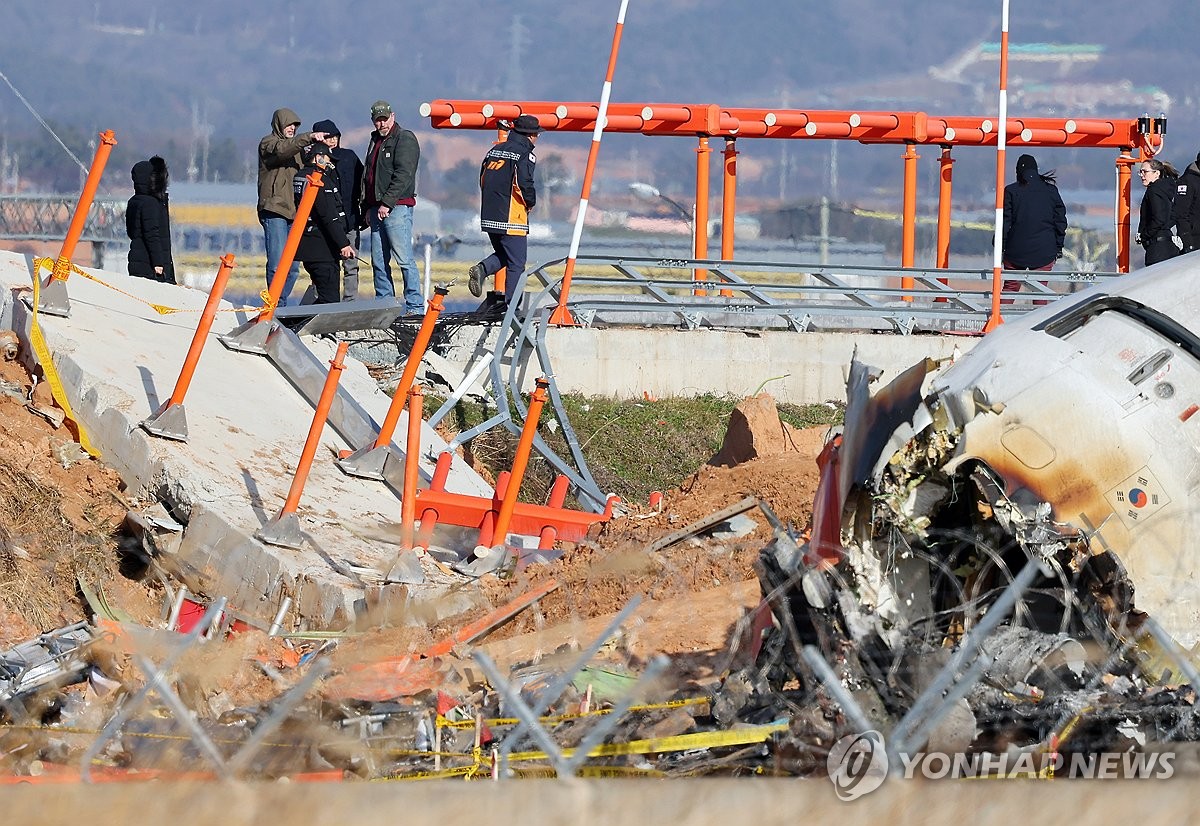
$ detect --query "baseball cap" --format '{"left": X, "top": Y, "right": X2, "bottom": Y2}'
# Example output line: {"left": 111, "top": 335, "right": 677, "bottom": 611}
{"left": 370, "top": 100, "right": 393, "bottom": 120}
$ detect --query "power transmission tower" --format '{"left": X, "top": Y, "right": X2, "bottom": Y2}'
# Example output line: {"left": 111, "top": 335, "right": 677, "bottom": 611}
{"left": 504, "top": 15, "right": 528, "bottom": 98}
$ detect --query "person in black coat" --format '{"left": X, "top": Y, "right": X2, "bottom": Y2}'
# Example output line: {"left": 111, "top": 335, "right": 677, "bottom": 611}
{"left": 1137, "top": 158, "right": 1182, "bottom": 267}
{"left": 1001, "top": 153, "right": 1067, "bottom": 304}
{"left": 126, "top": 156, "right": 175, "bottom": 284}
{"left": 312, "top": 118, "right": 364, "bottom": 300}
{"left": 1169, "top": 152, "right": 1200, "bottom": 253}
{"left": 292, "top": 144, "right": 354, "bottom": 304}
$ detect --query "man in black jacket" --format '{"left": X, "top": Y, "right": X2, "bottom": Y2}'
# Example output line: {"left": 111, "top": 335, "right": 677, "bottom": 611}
{"left": 293, "top": 145, "right": 354, "bottom": 304}
{"left": 361, "top": 100, "right": 422, "bottom": 312}
{"left": 1173, "top": 151, "right": 1200, "bottom": 253}
{"left": 467, "top": 114, "right": 542, "bottom": 306}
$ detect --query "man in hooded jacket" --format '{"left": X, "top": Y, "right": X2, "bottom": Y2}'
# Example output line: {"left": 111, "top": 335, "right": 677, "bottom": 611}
{"left": 1001, "top": 153, "right": 1067, "bottom": 304}
{"left": 258, "top": 107, "right": 326, "bottom": 305}
{"left": 126, "top": 156, "right": 175, "bottom": 284}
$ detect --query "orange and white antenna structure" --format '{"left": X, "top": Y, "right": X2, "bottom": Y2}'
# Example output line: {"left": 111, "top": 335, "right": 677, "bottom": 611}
{"left": 984, "top": 0, "right": 1011, "bottom": 333}
{"left": 549, "top": 0, "right": 630, "bottom": 327}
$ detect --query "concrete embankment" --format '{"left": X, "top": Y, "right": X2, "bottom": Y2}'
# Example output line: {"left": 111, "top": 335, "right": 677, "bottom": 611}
{"left": 0, "top": 250, "right": 491, "bottom": 631}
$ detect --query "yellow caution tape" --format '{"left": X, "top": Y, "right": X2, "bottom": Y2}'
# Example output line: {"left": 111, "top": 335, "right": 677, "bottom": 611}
{"left": 32, "top": 257, "right": 262, "bottom": 316}
{"left": 507, "top": 720, "right": 787, "bottom": 763}
{"left": 512, "top": 764, "right": 666, "bottom": 779}
{"left": 29, "top": 260, "right": 99, "bottom": 458}
{"left": 850, "top": 208, "right": 994, "bottom": 232}
{"left": 436, "top": 696, "right": 711, "bottom": 731}
{"left": 381, "top": 764, "right": 482, "bottom": 782}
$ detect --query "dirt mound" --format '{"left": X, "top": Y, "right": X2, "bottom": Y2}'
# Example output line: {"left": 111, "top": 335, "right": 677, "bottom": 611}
{"left": 0, "top": 358, "right": 159, "bottom": 644}
{"left": 476, "top": 407, "right": 829, "bottom": 643}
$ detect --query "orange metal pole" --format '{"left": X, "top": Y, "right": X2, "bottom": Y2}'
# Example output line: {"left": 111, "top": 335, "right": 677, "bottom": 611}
{"left": 50, "top": 130, "right": 117, "bottom": 283}
{"left": 400, "top": 385, "right": 424, "bottom": 550}
{"left": 1116, "top": 151, "right": 1134, "bottom": 273}
{"left": 258, "top": 169, "right": 323, "bottom": 324}
{"left": 164, "top": 254, "right": 236, "bottom": 408}
{"left": 490, "top": 378, "right": 550, "bottom": 550}
{"left": 936, "top": 147, "right": 955, "bottom": 270}
{"left": 492, "top": 127, "right": 509, "bottom": 298}
{"left": 417, "top": 451, "right": 454, "bottom": 548}
{"left": 901, "top": 143, "right": 918, "bottom": 298}
{"left": 549, "top": 0, "right": 631, "bottom": 327}
{"left": 478, "top": 472, "right": 509, "bottom": 547}
{"left": 694, "top": 136, "right": 711, "bottom": 294}
{"left": 372, "top": 287, "right": 447, "bottom": 449}
{"left": 277, "top": 341, "right": 349, "bottom": 517}
{"left": 538, "top": 474, "right": 571, "bottom": 549}
{"left": 719, "top": 138, "right": 737, "bottom": 297}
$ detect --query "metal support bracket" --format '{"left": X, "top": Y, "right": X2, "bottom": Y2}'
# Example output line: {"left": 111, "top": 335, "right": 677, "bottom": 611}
{"left": 219, "top": 317, "right": 275, "bottom": 355}
{"left": 139, "top": 402, "right": 189, "bottom": 442}
{"left": 255, "top": 512, "right": 305, "bottom": 550}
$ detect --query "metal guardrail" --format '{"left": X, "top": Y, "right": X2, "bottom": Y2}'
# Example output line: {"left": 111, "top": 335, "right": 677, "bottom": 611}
{"left": 526, "top": 254, "right": 1125, "bottom": 334}
{"left": 0, "top": 195, "right": 127, "bottom": 243}
{"left": 0, "top": 195, "right": 267, "bottom": 256}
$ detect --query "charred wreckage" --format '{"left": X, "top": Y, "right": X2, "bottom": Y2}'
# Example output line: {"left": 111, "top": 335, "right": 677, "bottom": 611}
{"left": 742, "top": 258, "right": 1200, "bottom": 768}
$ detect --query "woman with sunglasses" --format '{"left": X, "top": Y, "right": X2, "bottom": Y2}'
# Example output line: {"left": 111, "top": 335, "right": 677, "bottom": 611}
{"left": 1137, "top": 158, "right": 1183, "bottom": 267}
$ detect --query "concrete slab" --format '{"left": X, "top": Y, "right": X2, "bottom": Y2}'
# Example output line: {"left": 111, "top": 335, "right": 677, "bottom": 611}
{"left": 0, "top": 250, "right": 492, "bottom": 631}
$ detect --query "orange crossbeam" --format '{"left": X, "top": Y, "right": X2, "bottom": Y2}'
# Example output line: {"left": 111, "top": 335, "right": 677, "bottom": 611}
{"left": 414, "top": 486, "right": 613, "bottom": 543}
{"left": 426, "top": 99, "right": 1147, "bottom": 151}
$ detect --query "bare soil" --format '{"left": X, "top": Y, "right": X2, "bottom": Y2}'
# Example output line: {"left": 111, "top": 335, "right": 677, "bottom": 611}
{"left": 0, "top": 351, "right": 826, "bottom": 697}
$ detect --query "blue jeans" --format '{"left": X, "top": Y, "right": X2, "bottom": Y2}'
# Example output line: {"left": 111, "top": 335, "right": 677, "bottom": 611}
{"left": 260, "top": 211, "right": 300, "bottom": 307}
{"left": 369, "top": 205, "right": 422, "bottom": 313}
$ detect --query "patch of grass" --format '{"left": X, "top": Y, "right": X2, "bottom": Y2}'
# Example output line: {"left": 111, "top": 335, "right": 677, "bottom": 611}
{"left": 426, "top": 392, "right": 843, "bottom": 507}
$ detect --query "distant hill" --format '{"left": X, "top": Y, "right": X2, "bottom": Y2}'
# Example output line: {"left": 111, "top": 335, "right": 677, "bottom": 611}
{"left": 3, "top": 0, "right": 1198, "bottom": 200}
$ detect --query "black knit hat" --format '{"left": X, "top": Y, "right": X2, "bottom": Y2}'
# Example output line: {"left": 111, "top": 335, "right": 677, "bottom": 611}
{"left": 312, "top": 119, "right": 340, "bottom": 137}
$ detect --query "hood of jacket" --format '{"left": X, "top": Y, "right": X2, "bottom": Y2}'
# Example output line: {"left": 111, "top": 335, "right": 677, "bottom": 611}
{"left": 131, "top": 156, "right": 168, "bottom": 198}
{"left": 272, "top": 107, "right": 302, "bottom": 138}
{"left": 1016, "top": 153, "right": 1039, "bottom": 184}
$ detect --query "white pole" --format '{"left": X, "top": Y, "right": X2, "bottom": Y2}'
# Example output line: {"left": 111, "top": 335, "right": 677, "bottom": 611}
{"left": 985, "top": 0, "right": 1010, "bottom": 332}
{"left": 549, "top": 0, "right": 631, "bottom": 325}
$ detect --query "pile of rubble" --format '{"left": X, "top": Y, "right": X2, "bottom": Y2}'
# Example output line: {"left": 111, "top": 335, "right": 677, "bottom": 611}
{"left": 4, "top": 337, "right": 1200, "bottom": 784}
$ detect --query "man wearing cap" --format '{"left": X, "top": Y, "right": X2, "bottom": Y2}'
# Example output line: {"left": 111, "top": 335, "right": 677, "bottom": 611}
{"left": 313, "top": 119, "right": 364, "bottom": 300}
{"left": 467, "top": 114, "right": 542, "bottom": 306}
{"left": 258, "top": 108, "right": 326, "bottom": 306}
{"left": 361, "top": 100, "right": 422, "bottom": 312}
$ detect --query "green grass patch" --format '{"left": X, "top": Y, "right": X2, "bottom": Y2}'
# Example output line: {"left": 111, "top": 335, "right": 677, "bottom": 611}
{"left": 428, "top": 392, "right": 843, "bottom": 507}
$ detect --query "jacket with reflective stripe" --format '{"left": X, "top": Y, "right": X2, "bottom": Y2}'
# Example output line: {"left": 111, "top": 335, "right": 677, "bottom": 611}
{"left": 479, "top": 133, "right": 536, "bottom": 236}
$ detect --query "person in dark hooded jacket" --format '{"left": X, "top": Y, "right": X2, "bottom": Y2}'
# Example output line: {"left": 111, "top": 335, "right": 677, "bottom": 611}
{"left": 1137, "top": 158, "right": 1182, "bottom": 267}
{"left": 292, "top": 144, "right": 354, "bottom": 304}
{"left": 258, "top": 107, "right": 326, "bottom": 305}
{"left": 126, "top": 156, "right": 175, "bottom": 284}
{"left": 1172, "top": 151, "right": 1200, "bottom": 253}
{"left": 1001, "top": 153, "right": 1067, "bottom": 304}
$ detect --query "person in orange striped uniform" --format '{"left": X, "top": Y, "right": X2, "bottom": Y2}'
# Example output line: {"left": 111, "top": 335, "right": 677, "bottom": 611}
{"left": 467, "top": 115, "right": 542, "bottom": 306}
